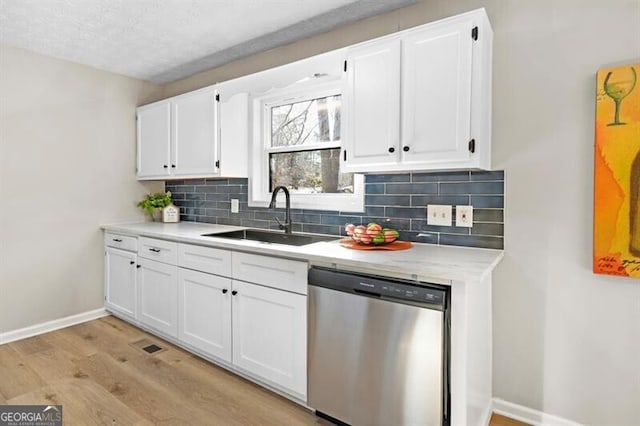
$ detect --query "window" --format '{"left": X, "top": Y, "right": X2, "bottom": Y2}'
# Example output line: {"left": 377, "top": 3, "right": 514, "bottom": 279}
{"left": 250, "top": 79, "right": 364, "bottom": 212}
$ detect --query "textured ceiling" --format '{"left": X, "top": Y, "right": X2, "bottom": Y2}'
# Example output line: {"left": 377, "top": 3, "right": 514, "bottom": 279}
{"left": 0, "top": 0, "right": 415, "bottom": 83}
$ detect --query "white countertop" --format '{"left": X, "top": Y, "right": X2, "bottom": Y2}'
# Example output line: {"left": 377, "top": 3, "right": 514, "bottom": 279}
{"left": 102, "top": 221, "right": 504, "bottom": 284}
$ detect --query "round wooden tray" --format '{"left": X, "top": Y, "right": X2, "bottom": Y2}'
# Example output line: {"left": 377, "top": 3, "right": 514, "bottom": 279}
{"left": 339, "top": 238, "right": 413, "bottom": 251}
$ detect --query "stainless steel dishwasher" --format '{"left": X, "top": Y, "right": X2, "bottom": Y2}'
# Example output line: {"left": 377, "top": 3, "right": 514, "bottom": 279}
{"left": 308, "top": 267, "right": 450, "bottom": 426}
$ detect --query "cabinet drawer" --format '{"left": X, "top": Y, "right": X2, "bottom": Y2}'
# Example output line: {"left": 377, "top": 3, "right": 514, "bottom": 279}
{"left": 138, "top": 237, "right": 178, "bottom": 265}
{"left": 178, "top": 244, "right": 232, "bottom": 277}
{"left": 232, "top": 252, "right": 307, "bottom": 295}
{"left": 105, "top": 232, "right": 137, "bottom": 252}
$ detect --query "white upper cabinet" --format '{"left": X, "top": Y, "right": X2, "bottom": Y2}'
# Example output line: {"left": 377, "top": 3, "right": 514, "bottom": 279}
{"left": 137, "top": 87, "right": 220, "bottom": 180}
{"left": 137, "top": 102, "right": 171, "bottom": 178}
{"left": 218, "top": 89, "right": 249, "bottom": 178}
{"left": 341, "top": 9, "right": 492, "bottom": 173}
{"left": 341, "top": 38, "right": 401, "bottom": 169}
{"left": 401, "top": 20, "right": 473, "bottom": 166}
{"left": 137, "top": 85, "right": 249, "bottom": 180}
{"left": 171, "top": 89, "right": 219, "bottom": 177}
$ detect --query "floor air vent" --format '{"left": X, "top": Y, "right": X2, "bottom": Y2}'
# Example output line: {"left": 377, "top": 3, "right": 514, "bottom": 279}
{"left": 142, "top": 344, "right": 163, "bottom": 354}
{"left": 130, "top": 338, "right": 167, "bottom": 355}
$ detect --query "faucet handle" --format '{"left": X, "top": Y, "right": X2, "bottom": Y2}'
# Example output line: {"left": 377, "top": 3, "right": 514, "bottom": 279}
{"left": 274, "top": 216, "right": 286, "bottom": 230}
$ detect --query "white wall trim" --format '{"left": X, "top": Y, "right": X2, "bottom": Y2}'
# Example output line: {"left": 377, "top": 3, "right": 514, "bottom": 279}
{"left": 493, "top": 398, "right": 584, "bottom": 426}
{"left": 0, "top": 308, "right": 109, "bottom": 345}
{"left": 481, "top": 401, "right": 493, "bottom": 426}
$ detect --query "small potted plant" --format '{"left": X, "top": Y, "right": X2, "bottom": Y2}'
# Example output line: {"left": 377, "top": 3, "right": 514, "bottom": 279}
{"left": 137, "top": 191, "right": 174, "bottom": 222}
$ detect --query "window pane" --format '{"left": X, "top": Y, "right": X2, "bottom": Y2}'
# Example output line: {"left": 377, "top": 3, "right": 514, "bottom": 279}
{"left": 269, "top": 148, "right": 353, "bottom": 194}
{"left": 271, "top": 95, "right": 341, "bottom": 147}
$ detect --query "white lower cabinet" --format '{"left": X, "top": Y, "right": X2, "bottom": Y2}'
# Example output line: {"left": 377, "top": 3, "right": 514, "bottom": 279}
{"left": 104, "top": 247, "right": 137, "bottom": 319}
{"left": 105, "top": 238, "right": 308, "bottom": 401}
{"left": 138, "top": 259, "right": 178, "bottom": 338}
{"left": 178, "top": 268, "right": 232, "bottom": 362}
{"left": 231, "top": 279, "right": 307, "bottom": 398}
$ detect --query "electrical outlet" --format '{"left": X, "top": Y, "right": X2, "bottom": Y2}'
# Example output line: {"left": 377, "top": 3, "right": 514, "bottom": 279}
{"left": 231, "top": 199, "right": 239, "bottom": 213}
{"left": 455, "top": 205, "right": 473, "bottom": 228}
{"left": 427, "top": 204, "right": 452, "bottom": 226}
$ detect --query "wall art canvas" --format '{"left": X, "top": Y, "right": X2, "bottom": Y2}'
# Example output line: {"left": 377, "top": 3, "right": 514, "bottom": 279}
{"left": 594, "top": 62, "right": 640, "bottom": 277}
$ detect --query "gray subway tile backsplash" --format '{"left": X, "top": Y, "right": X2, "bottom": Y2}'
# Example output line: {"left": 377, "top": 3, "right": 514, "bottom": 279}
{"left": 366, "top": 174, "right": 411, "bottom": 183}
{"left": 440, "top": 181, "right": 504, "bottom": 195}
{"left": 412, "top": 171, "right": 470, "bottom": 182}
{"left": 470, "top": 170, "right": 504, "bottom": 181}
{"left": 385, "top": 182, "right": 438, "bottom": 194}
{"left": 166, "top": 170, "right": 505, "bottom": 249}
{"left": 470, "top": 195, "right": 504, "bottom": 208}
{"left": 365, "top": 194, "right": 411, "bottom": 206}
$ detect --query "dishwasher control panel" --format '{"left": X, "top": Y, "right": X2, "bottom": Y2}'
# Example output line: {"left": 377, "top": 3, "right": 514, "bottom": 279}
{"left": 309, "top": 267, "right": 446, "bottom": 308}
{"left": 357, "top": 279, "right": 444, "bottom": 304}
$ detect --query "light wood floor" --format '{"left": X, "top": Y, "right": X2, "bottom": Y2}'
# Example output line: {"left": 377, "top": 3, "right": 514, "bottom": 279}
{"left": 0, "top": 316, "right": 527, "bottom": 426}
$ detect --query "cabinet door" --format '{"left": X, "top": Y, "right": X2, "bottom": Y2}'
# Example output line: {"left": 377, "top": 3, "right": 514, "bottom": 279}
{"left": 105, "top": 248, "right": 137, "bottom": 319}
{"left": 231, "top": 280, "right": 307, "bottom": 399}
{"left": 172, "top": 89, "right": 219, "bottom": 177}
{"left": 137, "top": 102, "right": 171, "bottom": 179}
{"left": 341, "top": 38, "right": 401, "bottom": 172}
{"left": 138, "top": 259, "right": 178, "bottom": 338}
{"left": 219, "top": 92, "right": 249, "bottom": 177}
{"left": 401, "top": 20, "right": 473, "bottom": 166}
{"left": 178, "top": 269, "right": 232, "bottom": 362}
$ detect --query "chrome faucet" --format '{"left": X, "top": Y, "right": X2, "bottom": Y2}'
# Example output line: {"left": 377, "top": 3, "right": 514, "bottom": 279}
{"left": 269, "top": 185, "right": 292, "bottom": 234}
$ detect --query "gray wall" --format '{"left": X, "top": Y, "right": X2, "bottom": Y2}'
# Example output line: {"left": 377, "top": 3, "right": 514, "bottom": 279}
{"left": 0, "top": 45, "right": 164, "bottom": 334}
{"left": 163, "top": 1, "right": 640, "bottom": 424}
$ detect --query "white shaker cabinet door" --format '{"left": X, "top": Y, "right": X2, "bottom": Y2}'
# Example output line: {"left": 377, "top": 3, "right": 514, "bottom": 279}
{"left": 105, "top": 247, "right": 137, "bottom": 319}
{"left": 231, "top": 280, "right": 307, "bottom": 399}
{"left": 341, "top": 38, "right": 401, "bottom": 172}
{"left": 172, "top": 89, "right": 219, "bottom": 177}
{"left": 401, "top": 20, "right": 473, "bottom": 166}
{"left": 178, "top": 268, "right": 232, "bottom": 363}
{"left": 218, "top": 91, "right": 249, "bottom": 178}
{"left": 137, "top": 102, "right": 171, "bottom": 179}
{"left": 137, "top": 259, "right": 178, "bottom": 338}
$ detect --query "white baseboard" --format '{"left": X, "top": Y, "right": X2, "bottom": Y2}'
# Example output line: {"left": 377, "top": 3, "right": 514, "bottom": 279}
{"left": 481, "top": 402, "right": 493, "bottom": 426}
{"left": 0, "top": 308, "right": 109, "bottom": 345}
{"left": 493, "top": 398, "right": 584, "bottom": 426}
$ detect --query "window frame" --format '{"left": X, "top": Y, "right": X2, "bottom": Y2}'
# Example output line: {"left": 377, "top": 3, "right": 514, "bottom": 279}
{"left": 249, "top": 78, "right": 364, "bottom": 212}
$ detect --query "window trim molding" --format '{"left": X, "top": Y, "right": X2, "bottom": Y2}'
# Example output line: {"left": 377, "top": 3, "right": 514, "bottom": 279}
{"left": 249, "top": 78, "right": 364, "bottom": 213}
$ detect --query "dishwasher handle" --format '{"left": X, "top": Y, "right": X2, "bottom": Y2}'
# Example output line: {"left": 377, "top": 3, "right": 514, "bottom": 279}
{"left": 353, "top": 288, "right": 381, "bottom": 298}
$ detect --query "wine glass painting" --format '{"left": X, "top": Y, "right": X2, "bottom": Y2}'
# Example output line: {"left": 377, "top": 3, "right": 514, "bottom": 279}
{"left": 594, "top": 62, "right": 640, "bottom": 278}
{"left": 603, "top": 67, "right": 637, "bottom": 126}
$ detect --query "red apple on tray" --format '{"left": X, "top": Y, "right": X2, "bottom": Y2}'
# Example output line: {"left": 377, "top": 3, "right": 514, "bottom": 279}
{"left": 344, "top": 222, "right": 399, "bottom": 245}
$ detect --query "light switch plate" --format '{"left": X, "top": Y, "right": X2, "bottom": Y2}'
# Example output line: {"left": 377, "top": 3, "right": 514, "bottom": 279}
{"left": 455, "top": 205, "right": 473, "bottom": 228}
{"left": 231, "top": 199, "right": 239, "bottom": 213}
{"left": 427, "top": 204, "right": 452, "bottom": 226}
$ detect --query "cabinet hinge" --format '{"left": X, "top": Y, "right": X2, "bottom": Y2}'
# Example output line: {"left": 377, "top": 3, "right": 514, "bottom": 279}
{"left": 343, "top": 150, "right": 347, "bottom": 161}
{"left": 215, "top": 94, "right": 220, "bottom": 102}
{"left": 343, "top": 60, "right": 347, "bottom": 72}
{"left": 468, "top": 139, "right": 476, "bottom": 153}
{"left": 471, "top": 26, "right": 478, "bottom": 41}
{"left": 215, "top": 160, "right": 220, "bottom": 168}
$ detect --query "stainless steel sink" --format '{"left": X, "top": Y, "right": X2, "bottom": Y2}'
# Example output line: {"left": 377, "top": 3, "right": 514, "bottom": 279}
{"left": 202, "top": 229, "right": 338, "bottom": 246}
